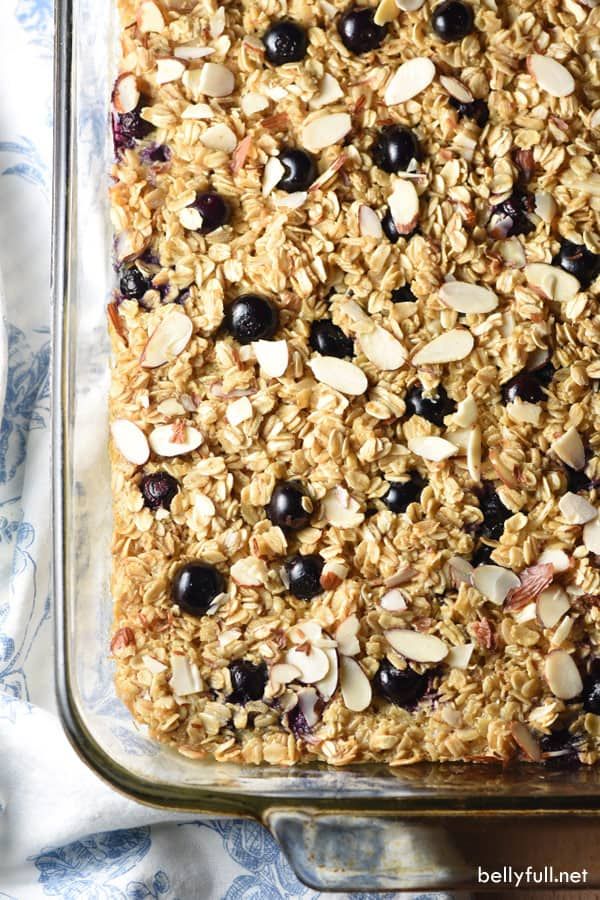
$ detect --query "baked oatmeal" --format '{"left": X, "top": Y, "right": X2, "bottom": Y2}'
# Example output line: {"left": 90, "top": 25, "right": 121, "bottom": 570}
{"left": 108, "top": 0, "right": 600, "bottom": 766}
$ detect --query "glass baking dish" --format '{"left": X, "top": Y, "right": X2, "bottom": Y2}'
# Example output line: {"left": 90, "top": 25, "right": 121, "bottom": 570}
{"left": 52, "top": 0, "right": 600, "bottom": 890}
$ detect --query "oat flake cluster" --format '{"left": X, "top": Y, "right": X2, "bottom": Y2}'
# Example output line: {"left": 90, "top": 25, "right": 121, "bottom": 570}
{"left": 109, "top": 0, "right": 600, "bottom": 767}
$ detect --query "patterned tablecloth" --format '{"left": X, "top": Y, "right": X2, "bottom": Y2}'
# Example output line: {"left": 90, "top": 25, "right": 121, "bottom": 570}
{"left": 0, "top": 2, "right": 459, "bottom": 897}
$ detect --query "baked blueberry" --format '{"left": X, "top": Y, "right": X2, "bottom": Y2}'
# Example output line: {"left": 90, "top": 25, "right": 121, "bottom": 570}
{"left": 382, "top": 472, "right": 425, "bottom": 513}
{"left": 490, "top": 190, "right": 535, "bottom": 238}
{"left": 554, "top": 239, "right": 600, "bottom": 289}
{"left": 337, "top": 7, "right": 387, "bottom": 54}
{"left": 372, "top": 125, "right": 421, "bottom": 174}
{"left": 263, "top": 20, "right": 308, "bottom": 65}
{"left": 190, "top": 191, "right": 230, "bottom": 234}
{"left": 431, "top": 0, "right": 474, "bottom": 41}
{"left": 582, "top": 660, "right": 600, "bottom": 714}
{"left": 449, "top": 97, "right": 489, "bottom": 127}
{"left": 476, "top": 483, "right": 511, "bottom": 540}
{"left": 228, "top": 660, "right": 268, "bottom": 703}
{"left": 285, "top": 553, "right": 325, "bottom": 599}
{"left": 501, "top": 370, "right": 545, "bottom": 405}
{"left": 471, "top": 542, "right": 495, "bottom": 567}
{"left": 140, "top": 143, "right": 171, "bottom": 164}
{"left": 140, "top": 472, "right": 179, "bottom": 510}
{"left": 405, "top": 384, "right": 456, "bottom": 427}
{"left": 112, "top": 105, "right": 153, "bottom": 154}
{"left": 309, "top": 319, "right": 354, "bottom": 358}
{"left": 565, "top": 465, "right": 594, "bottom": 494}
{"left": 224, "top": 294, "right": 279, "bottom": 344}
{"left": 119, "top": 266, "right": 152, "bottom": 300}
{"left": 373, "top": 658, "right": 429, "bottom": 708}
{"left": 391, "top": 284, "right": 417, "bottom": 303}
{"left": 381, "top": 208, "right": 400, "bottom": 244}
{"left": 540, "top": 729, "right": 581, "bottom": 770}
{"left": 267, "top": 481, "right": 312, "bottom": 530}
{"left": 277, "top": 148, "right": 317, "bottom": 192}
{"left": 172, "top": 562, "right": 225, "bottom": 616}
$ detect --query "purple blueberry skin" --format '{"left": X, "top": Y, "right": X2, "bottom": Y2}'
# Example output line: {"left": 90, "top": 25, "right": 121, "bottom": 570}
{"left": 112, "top": 105, "right": 153, "bottom": 156}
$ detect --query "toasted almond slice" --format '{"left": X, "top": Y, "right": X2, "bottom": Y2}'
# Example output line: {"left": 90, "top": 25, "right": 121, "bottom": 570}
{"left": 149, "top": 423, "right": 203, "bottom": 457}
{"left": 534, "top": 192, "right": 557, "bottom": 223}
{"left": 358, "top": 204, "right": 383, "bottom": 238}
{"left": 290, "top": 620, "right": 323, "bottom": 645}
{"left": 226, "top": 396, "right": 253, "bottom": 426}
{"left": 271, "top": 662, "right": 302, "bottom": 686}
{"left": 412, "top": 328, "right": 474, "bottom": 366}
{"left": 551, "top": 426, "right": 585, "bottom": 470}
{"left": 439, "top": 75, "right": 473, "bottom": 104}
{"left": 179, "top": 207, "right": 204, "bottom": 230}
{"left": 273, "top": 191, "right": 308, "bottom": 209}
{"left": 388, "top": 180, "right": 420, "bottom": 235}
{"left": 506, "top": 398, "right": 542, "bottom": 426}
{"left": 182, "top": 102, "right": 214, "bottom": 120}
{"left": 384, "top": 566, "right": 417, "bottom": 588}
{"left": 537, "top": 548, "right": 570, "bottom": 573}
{"left": 339, "top": 656, "right": 372, "bottom": 712}
{"left": 472, "top": 565, "right": 521, "bottom": 606}
{"left": 310, "top": 72, "right": 344, "bottom": 109}
{"left": 374, "top": 0, "right": 399, "bottom": 24}
{"left": 453, "top": 395, "right": 478, "bottom": 428}
{"left": 527, "top": 54, "right": 575, "bottom": 98}
{"left": 559, "top": 492, "right": 597, "bottom": 524}
{"left": 241, "top": 91, "right": 269, "bottom": 116}
{"left": 253, "top": 339, "right": 289, "bottom": 378}
{"left": 550, "top": 615, "right": 573, "bottom": 648}
{"left": 525, "top": 262, "right": 580, "bottom": 302}
{"left": 297, "top": 687, "right": 320, "bottom": 726}
{"left": 302, "top": 113, "right": 352, "bottom": 152}
{"left": 446, "top": 643, "right": 474, "bottom": 669}
{"left": 448, "top": 556, "right": 474, "bottom": 586}
{"left": 174, "top": 45, "right": 214, "bottom": 60}
{"left": 156, "top": 57, "right": 186, "bottom": 84}
{"left": 231, "top": 556, "right": 268, "bottom": 586}
{"left": 169, "top": 655, "right": 203, "bottom": 695}
{"left": 111, "top": 419, "right": 150, "bottom": 465}
{"left": 323, "top": 486, "right": 364, "bottom": 528}
{"left": 342, "top": 299, "right": 370, "bottom": 323}
{"left": 262, "top": 156, "right": 286, "bottom": 197}
{"left": 112, "top": 73, "right": 140, "bottom": 114}
{"left": 336, "top": 615, "right": 360, "bottom": 656}
{"left": 140, "top": 312, "right": 193, "bottom": 368}
{"left": 385, "top": 628, "right": 448, "bottom": 662}
{"left": 384, "top": 57, "right": 436, "bottom": 106}
{"left": 209, "top": 6, "right": 225, "bottom": 37}
{"left": 439, "top": 281, "right": 498, "bottom": 315}
{"left": 511, "top": 722, "right": 542, "bottom": 762}
{"left": 198, "top": 62, "right": 235, "bottom": 98}
{"left": 143, "top": 654, "right": 168, "bottom": 674}
{"left": 505, "top": 563, "right": 555, "bottom": 610}
{"left": 193, "top": 493, "right": 215, "bottom": 517}
{"left": 583, "top": 515, "right": 600, "bottom": 553}
{"left": 359, "top": 325, "right": 407, "bottom": 371}
{"left": 395, "top": 0, "right": 426, "bottom": 8}
{"left": 537, "top": 586, "right": 570, "bottom": 629}
{"left": 285, "top": 645, "right": 330, "bottom": 684}
{"left": 499, "top": 237, "right": 526, "bottom": 269}
{"left": 380, "top": 588, "right": 408, "bottom": 611}
{"left": 467, "top": 426, "right": 482, "bottom": 481}
{"left": 320, "top": 560, "right": 349, "bottom": 591}
{"left": 513, "top": 602, "right": 537, "bottom": 624}
{"left": 408, "top": 435, "right": 458, "bottom": 462}
{"left": 138, "top": 0, "right": 165, "bottom": 33}
{"left": 315, "top": 647, "right": 339, "bottom": 699}
{"left": 200, "top": 123, "right": 237, "bottom": 152}
{"left": 544, "top": 649, "right": 582, "bottom": 699}
{"left": 308, "top": 356, "right": 368, "bottom": 395}
{"left": 446, "top": 427, "right": 471, "bottom": 451}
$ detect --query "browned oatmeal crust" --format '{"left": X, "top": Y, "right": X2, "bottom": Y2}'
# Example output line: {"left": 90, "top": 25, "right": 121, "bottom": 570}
{"left": 108, "top": 0, "right": 600, "bottom": 766}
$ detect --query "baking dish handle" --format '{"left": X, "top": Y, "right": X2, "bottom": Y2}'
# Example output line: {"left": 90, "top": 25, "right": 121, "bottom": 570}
{"left": 265, "top": 809, "right": 471, "bottom": 892}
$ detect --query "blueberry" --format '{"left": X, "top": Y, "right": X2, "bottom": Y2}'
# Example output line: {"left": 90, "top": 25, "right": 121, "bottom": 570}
{"left": 112, "top": 105, "right": 153, "bottom": 154}
{"left": 405, "top": 384, "right": 456, "bottom": 427}
{"left": 228, "top": 660, "right": 268, "bottom": 703}
{"left": 431, "top": 0, "right": 474, "bottom": 41}
{"left": 565, "top": 466, "right": 594, "bottom": 494}
{"left": 119, "top": 266, "right": 152, "bottom": 300}
{"left": 287, "top": 703, "right": 313, "bottom": 738}
{"left": 140, "top": 143, "right": 171, "bottom": 164}
{"left": 190, "top": 191, "right": 231, "bottom": 234}
{"left": 391, "top": 284, "right": 417, "bottom": 303}
{"left": 309, "top": 319, "right": 354, "bottom": 358}
{"left": 224, "top": 294, "right": 279, "bottom": 344}
{"left": 501, "top": 370, "right": 545, "bottom": 405}
{"left": 371, "top": 125, "right": 421, "bottom": 174}
{"left": 449, "top": 97, "right": 489, "bottom": 127}
{"left": 285, "top": 553, "right": 325, "bottom": 599}
{"left": 476, "top": 483, "right": 512, "bottom": 541}
{"left": 373, "top": 658, "right": 429, "bottom": 708}
{"left": 540, "top": 729, "right": 581, "bottom": 770}
{"left": 337, "top": 7, "right": 387, "bottom": 54}
{"left": 172, "top": 562, "right": 226, "bottom": 616}
{"left": 267, "top": 481, "right": 312, "bottom": 530}
{"left": 263, "top": 20, "right": 308, "bottom": 65}
{"left": 490, "top": 190, "right": 535, "bottom": 238}
{"left": 277, "top": 148, "right": 317, "bottom": 192}
{"left": 382, "top": 472, "right": 425, "bottom": 513}
{"left": 553, "top": 239, "right": 600, "bottom": 289}
{"left": 381, "top": 208, "right": 400, "bottom": 244}
{"left": 532, "top": 360, "right": 555, "bottom": 387}
{"left": 140, "top": 472, "right": 179, "bottom": 510}
{"left": 471, "top": 542, "right": 495, "bottom": 567}
{"left": 582, "top": 661, "right": 600, "bottom": 715}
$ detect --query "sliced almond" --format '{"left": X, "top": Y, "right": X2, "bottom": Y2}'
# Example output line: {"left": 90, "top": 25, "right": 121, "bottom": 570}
{"left": 385, "top": 628, "right": 448, "bottom": 663}
{"left": 143, "top": 654, "right": 168, "bottom": 674}
{"left": 583, "top": 515, "right": 600, "bottom": 553}
{"left": 439, "top": 282, "right": 498, "bottom": 315}
{"left": 374, "top": 0, "right": 399, "bottom": 24}
{"left": 111, "top": 419, "right": 150, "bottom": 465}
{"left": 559, "top": 492, "right": 597, "bottom": 524}
{"left": 323, "top": 486, "right": 364, "bottom": 528}
{"left": 273, "top": 191, "right": 307, "bottom": 209}
{"left": 472, "top": 565, "right": 521, "bottom": 606}
{"left": 315, "top": 647, "right": 339, "bottom": 699}
{"left": 537, "top": 586, "right": 570, "bottom": 629}
{"left": 359, "top": 325, "right": 407, "bottom": 371}
{"left": 396, "top": 0, "right": 426, "bottom": 8}
{"left": 181, "top": 103, "right": 214, "bottom": 120}
{"left": 320, "top": 560, "right": 349, "bottom": 591}
{"left": 384, "top": 57, "right": 436, "bottom": 106}
{"left": 534, "top": 192, "right": 557, "bottom": 223}
{"left": 439, "top": 75, "right": 473, "bottom": 104}
{"left": 262, "top": 156, "right": 286, "bottom": 197}
{"left": 271, "top": 662, "right": 302, "bottom": 687}
{"left": 511, "top": 722, "right": 542, "bottom": 762}
{"left": 290, "top": 620, "right": 323, "bottom": 645}
{"left": 148, "top": 423, "right": 203, "bottom": 457}
{"left": 388, "top": 180, "right": 420, "bottom": 235}
{"left": 193, "top": 493, "right": 215, "bottom": 517}
{"left": 169, "top": 655, "right": 203, "bottom": 696}
{"left": 506, "top": 398, "right": 542, "bottom": 426}
{"left": 137, "top": 0, "right": 165, "bottom": 33}
{"left": 226, "top": 396, "right": 253, "bottom": 426}
{"left": 525, "top": 262, "right": 580, "bottom": 302}
{"left": 467, "top": 426, "right": 482, "bottom": 481}
{"left": 527, "top": 54, "right": 575, "bottom": 98}
{"left": 550, "top": 615, "right": 573, "bottom": 648}
{"left": 241, "top": 92, "right": 269, "bottom": 116}
{"left": 453, "top": 395, "right": 478, "bottom": 428}
{"left": 156, "top": 57, "right": 186, "bottom": 85}
{"left": 198, "top": 62, "right": 235, "bottom": 98}
{"left": 446, "top": 643, "right": 474, "bottom": 669}
{"left": 380, "top": 588, "right": 408, "bottom": 611}
{"left": 537, "top": 548, "right": 571, "bottom": 573}
{"left": 384, "top": 566, "right": 417, "bottom": 588}
{"left": 209, "top": 6, "right": 225, "bottom": 37}
{"left": 513, "top": 602, "right": 537, "bottom": 624}
{"left": 179, "top": 207, "right": 204, "bottom": 230}
{"left": 446, "top": 427, "right": 471, "bottom": 451}
{"left": 174, "top": 45, "right": 214, "bottom": 61}
{"left": 505, "top": 563, "right": 555, "bottom": 611}
{"left": 140, "top": 312, "right": 193, "bottom": 368}
{"left": 310, "top": 72, "right": 344, "bottom": 109}
{"left": 112, "top": 73, "right": 140, "bottom": 114}
{"left": 285, "top": 645, "right": 330, "bottom": 684}
{"left": 231, "top": 556, "right": 268, "bottom": 587}
{"left": 308, "top": 356, "right": 368, "bottom": 395}
{"left": 358, "top": 204, "right": 383, "bottom": 238}
{"left": 297, "top": 687, "right": 320, "bottom": 726}
{"left": 253, "top": 339, "right": 289, "bottom": 378}
{"left": 499, "top": 237, "right": 526, "bottom": 269}
{"left": 448, "top": 556, "right": 474, "bottom": 586}
{"left": 336, "top": 615, "right": 360, "bottom": 657}
{"left": 544, "top": 649, "right": 582, "bottom": 700}
{"left": 200, "top": 123, "right": 237, "bottom": 152}
{"left": 302, "top": 113, "right": 352, "bottom": 152}
{"left": 407, "top": 435, "right": 458, "bottom": 462}
{"left": 412, "top": 328, "right": 474, "bottom": 366}
{"left": 339, "top": 656, "right": 372, "bottom": 712}
{"left": 551, "top": 426, "right": 585, "bottom": 470}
